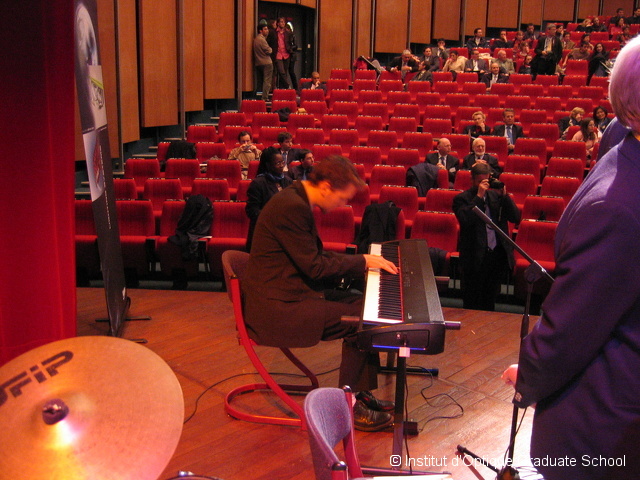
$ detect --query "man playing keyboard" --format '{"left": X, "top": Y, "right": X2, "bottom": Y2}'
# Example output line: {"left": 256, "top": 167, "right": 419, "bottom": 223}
{"left": 243, "top": 155, "right": 398, "bottom": 431}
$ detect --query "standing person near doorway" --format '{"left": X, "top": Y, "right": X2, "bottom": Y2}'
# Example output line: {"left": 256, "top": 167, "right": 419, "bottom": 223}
{"left": 253, "top": 24, "right": 273, "bottom": 101}
{"left": 268, "top": 17, "right": 294, "bottom": 89}
{"left": 285, "top": 22, "right": 298, "bottom": 91}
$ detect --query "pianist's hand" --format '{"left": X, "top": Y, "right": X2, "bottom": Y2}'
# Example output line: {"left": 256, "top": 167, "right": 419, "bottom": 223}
{"left": 363, "top": 254, "right": 399, "bottom": 275}
{"left": 502, "top": 364, "right": 518, "bottom": 387}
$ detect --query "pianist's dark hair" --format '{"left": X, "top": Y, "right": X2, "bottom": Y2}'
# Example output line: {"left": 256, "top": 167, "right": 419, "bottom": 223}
{"left": 307, "top": 155, "right": 365, "bottom": 191}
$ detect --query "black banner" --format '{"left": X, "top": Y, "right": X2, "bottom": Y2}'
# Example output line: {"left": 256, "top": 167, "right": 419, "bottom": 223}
{"left": 74, "top": 0, "right": 129, "bottom": 336}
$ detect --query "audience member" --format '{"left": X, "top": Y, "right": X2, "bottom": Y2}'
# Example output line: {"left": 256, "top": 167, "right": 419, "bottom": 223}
{"left": 463, "top": 137, "right": 501, "bottom": 176}
{"left": 495, "top": 49, "right": 515, "bottom": 75}
{"left": 493, "top": 108, "right": 524, "bottom": 152}
{"left": 242, "top": 155, "right": 398, "bottom": 432}
{"left": 558, "top": 107, "right": 585, "bottom": 138}
{"left": 425, "top": 137, "right": 459, "bottom": 186}
{"left": 442, "top": 50, "right": 466, "bottom": 76}
{"left": 576, "top": 17, "right": 594, "bottom": 33}
{"left": 532, "top": 23, "right": 563, "bottom": 78}
{"left": 480, "top": 62, "right": 508, "bottom": 89}
{"left": 618, "top": 26, "right": 632, "bottom": 47}
{"left": 610, "top": 16, "right": 627, "bottom": 37}
{"left": 245, "top": 146, "right": 293, "bottom": 251}
{"left": 608, "top": 7, "right": 626, "bottom": 27}
{"left": 453, "top": 162, "right": 520, "bottom": 311}
{"left": 523, "top": 23, "right": 539, "bottom": 43}
{"left": 592, "top": 105, "right": 611, "bottom": 134}
{"left": 464, "top": 48, "right": 489, "bottom": 76}
{"left": 502, "top": 35, "right": 640, "bottom": 480}
{"left": 588, "top": 42, "right": 609, "bottom": 80}
{"left": 300, "top": 71, "right": 326, "bottom": 92}
{"left": 386, "top": 49, "right": 419, "bottom": 80}
{"left": 590, "top": 15, "right": 607, "bottom": 32}
{"left": 410, "top": 60, "right": 433, "bottom": 83}
{"left": 464, "top": 111, "right": 492, "bottom": 139}
{"left": 511, "top": 30, "right": 526, "bottom": 53}
{"left": 419, "top": 46, "right": 440, "bottom": 72}
{"left": 228, "top": 130, "right": 261, "bottom": 180}
{"left": 558, "top": 41, "right": 591, "bottom": 74}
{"left": 627, "top": 7, "right": 640, "bottom": 25}
{"left": 492, "top": 30, "right": 510, "bottom": 51}
{"left": 435, "top": 39, "right": 450, "bottom": 60}
{"left": 275, "top": 132, "right": 300, "bottom": 170}
{"left": 561, "top": 31, "right": 575, "bottom": 50}
{"left": 287, "top": 149, "right": 314, "bottom": 181}
{"left": 571, "top": 117, "right": 601, "bottom": 161}
{"left": 518, "top": 55, "right": 533, "bottom": 74}
{"left": 253, "top": 24, "right": 273, "bottom": 101}
{"left": 466, "top": 27, "right": 490, "bottom": 54}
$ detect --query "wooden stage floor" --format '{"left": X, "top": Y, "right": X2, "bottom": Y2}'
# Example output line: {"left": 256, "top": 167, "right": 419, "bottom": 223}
{"left": 77, "top": 288, "right": 539, "bottom": 480}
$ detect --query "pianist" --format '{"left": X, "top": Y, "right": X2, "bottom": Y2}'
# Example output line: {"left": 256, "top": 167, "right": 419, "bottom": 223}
{"left": 242, "top": 155, "right": 399, "bottom": 432}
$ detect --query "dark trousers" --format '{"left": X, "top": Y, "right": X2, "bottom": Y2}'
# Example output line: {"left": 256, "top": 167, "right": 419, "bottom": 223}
{"left": 275, "top": 57, "right": 292, "bottom": 89}
{"left": 533, "top": 56, "right": 558, "bottom": 77}
{"left": 321, "top": 290, "right": 380, "bottom": 392}
{"left": 460, "top": 246, "right": 508, "bottom": 311}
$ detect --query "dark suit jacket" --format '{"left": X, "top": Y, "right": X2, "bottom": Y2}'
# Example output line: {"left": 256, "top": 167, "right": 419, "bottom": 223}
{"left": 452, "top": 186, "right": 520, "bottom": 271}
{"left": 406, "top": 162, "right": 439, "bottom": 196}
{"left": 463, "top": 153, "right": 501, "bottom": 176}
{"left": 479, "top": 72, "right": 509, "bottom": 88}
{"left": 279, "top": 148, "right": 302, "bottom": 168}
{"left": 287, "top": 164, "right": 313, "bottom": 181}
{"left": 425, "top": 152, "right": 459, "bottom": 184}
{"left": 514, "top": 134, "right": 640, "bottom": 480}
{"left": 419, "top": 54, "right": 440, "bottom": 72}
{"left": 464, "top": 58, "right": 489, "bottom": 72}
{"left": 386, "top": 56, "right": 419, "bottom": 73}
{"left": 242, "top": 182, "right": 365, "bottom": 348}
{"left": 534, "top": 34, "right": 563, "bottom": 64}
{"left": 466, "top": 37, "right": 490, "bottom": 53}
{"left": 493, "top": 124, "right": 524, "bottom": 145}
{"left": 557, "top": 116, "right": 579, "bottom": 138}
{"left": 267, "top": 27, "right": 294, "bottom": 60}
{"left": 300, "top": 81, "right": 327, "bottom": 93}
{"left": 464, "top": 124, "right": 492, "bottom": 139}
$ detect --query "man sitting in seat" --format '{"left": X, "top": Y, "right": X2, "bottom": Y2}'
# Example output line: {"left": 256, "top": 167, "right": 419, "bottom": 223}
{"left": 463, "top": 137, "right": 501, "bottom": 176}
{"left": 425, "top": 137, "right": 460, "bottom": 186}
{"left": 493, "top": 108, "right": 524, "bottom": 152}
{"left": 242, "top": 155, "right": 399, "bottom": 432}
{"left": 386, "top": 49, "right": 419, "bottom": 80}
{"left": 480, "top": 62, "right": 509, "bottom": 89}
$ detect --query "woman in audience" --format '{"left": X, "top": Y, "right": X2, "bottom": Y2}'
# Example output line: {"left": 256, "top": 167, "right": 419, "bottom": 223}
{"left": 511, "top": 31, "right": 526, "bottom": 55}
{"left": 519, "top": 54, "right": 533, "bottom": 74}
{"left": 245, "top": 146, "right": 292, "bottom": 250}
{"left": 609, "top": 17, "right": 626, "bottom": 38}
{"left": 571, "top": 117, "right": 601, "bottom": 161}
{"left": 592, "top": 106, "right": 611, "bottom": 134}
{"left": 442, "top": 50, "right": 466, "bottom": 77}
{"left": 618, "top": 26, "right": 632, "bottom": 47}
{"left": 464, "top": 111, "right": 492, "bottom": 139}
{"left": 588, "top": 42, "right": 609, "bottom": 80}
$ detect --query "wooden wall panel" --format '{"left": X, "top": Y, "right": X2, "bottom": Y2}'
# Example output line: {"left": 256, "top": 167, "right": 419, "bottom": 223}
{"left": 355, "top": 0, "right": 373, "bottom": 58}
{"left": 464, "top": 0, "right": 487, "bottom": 37}
{"left": 375, "top": 0, "right": 409, "bottom": 52}
{"left": 300, "top": 0, "right": 316, "bottom": 8}
{"left": 184, "top": 0, "right": 204, "bottom": 112}
{"left": 578, "top": 0, "right": 601, "bottom": 20}
{"left": 97, "top": 0, "right": 119, "bottom": 154}
{"left": 139, "top": 0, "right": 178, "bottom": 127}
{"left": 410, "top": 0, "right": 433, "bottom": 45}
{"left": 204, "top": 0, "right": 235, "bottom": 99}
{"left": 544, "top": 1, "right": 574, "bottom": 22}
{"left": 240, "top": 0, "right": 255, "bottom": 93}
{"left": 488, "top": 0, "right": 518, "bottom": 29}
{"left": 117, "top": 0, "right": 139, "bottom": 143}
{"left": 521, "top": 0, "right": 543, "bottom": 26}
{"left": 602, "top": 0, "right": 635, "bottom": 18}
{"left": 432, "top": 0, "right": 461, "bottom": 41}
{"left": 318, "top": 0, "right": 353, "bottom": 74}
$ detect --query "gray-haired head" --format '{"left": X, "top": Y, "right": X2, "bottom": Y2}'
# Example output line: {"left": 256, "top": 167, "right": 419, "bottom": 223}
{"left": 610, "top": 35, "right": 640, "bottom": 133}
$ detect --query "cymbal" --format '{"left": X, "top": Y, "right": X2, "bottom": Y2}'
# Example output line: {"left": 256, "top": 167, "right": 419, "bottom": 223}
{"left": 0, "top": 336, "right": 184, "bottom": 480}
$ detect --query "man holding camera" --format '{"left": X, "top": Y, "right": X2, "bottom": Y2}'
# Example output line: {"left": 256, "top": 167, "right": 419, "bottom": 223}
{"left": 453, "top": 162, "right": 520, "bottom": 311}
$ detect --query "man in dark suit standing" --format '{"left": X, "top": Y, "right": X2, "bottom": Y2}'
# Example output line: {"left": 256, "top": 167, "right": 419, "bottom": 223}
{"left": 532, "top": 22, "right": 563, "bottom": 78}
{"left": 242, "top": 156, "right": 398, "bottom": 432}
{"left": 453, "top": 162, "right": 520, "bottom": 310}
{"left": 463, "top": 137, "right": 501, "bottom": 176}
{"left": 493, "top": 108, "right": 524, "bottom": 152}
{"left": 425, "top": 137, "right": 459, "bottom": 186}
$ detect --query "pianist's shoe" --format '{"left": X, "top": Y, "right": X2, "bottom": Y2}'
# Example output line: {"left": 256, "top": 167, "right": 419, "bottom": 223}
{"left": 353, "top": 400, "right": 394, "bottom": 432}
{"left": 356, "top": 390, "right": 395, "bottom": 412}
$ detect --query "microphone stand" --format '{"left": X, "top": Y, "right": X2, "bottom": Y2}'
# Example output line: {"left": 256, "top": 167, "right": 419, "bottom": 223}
{"left": 456, "top": 206, "right": 554, "bottom": 480}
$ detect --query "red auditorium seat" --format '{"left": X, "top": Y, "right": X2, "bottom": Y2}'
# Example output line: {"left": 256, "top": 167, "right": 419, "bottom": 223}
{"left": 164, "top": 158, "right": 201, "bottom": 197}
{"left": 313, "top": 206, "right": 356, "bottom": 253}
{"left": 207, "top": 201, "right": 250, "bottom": 279}
{"left": 116, "top": 199, "right": 156, "bottom": 281}
{"left": 124, "top": 158, "right": 161, "bottom": 198}
{"left": 186, "top": 125, "right": 217, "bottom": 143}
{"left": 191, "top": 178, "right": 231, "bottom": 202}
